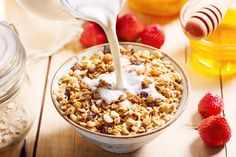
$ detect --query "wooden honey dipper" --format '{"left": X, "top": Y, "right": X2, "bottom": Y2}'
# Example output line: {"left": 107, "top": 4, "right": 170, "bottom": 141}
{"left": 184, "top": 0, "right": 235, "bottom": 40}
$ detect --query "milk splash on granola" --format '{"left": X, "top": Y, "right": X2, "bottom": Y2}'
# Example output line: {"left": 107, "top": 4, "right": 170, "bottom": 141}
{"left": 82, "top": 55, "right": 165, "bottom": 104}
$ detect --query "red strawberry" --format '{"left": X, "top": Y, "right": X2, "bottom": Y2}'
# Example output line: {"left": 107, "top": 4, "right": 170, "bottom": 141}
{"left": 116, "top": 13, "right": 144, "bottom": 41}
{"left": 80, "top": 22, "right": 107, "bottom": 47}
{"left": 198, "top": 92, "right": 224, "bottom": 117}
{"left": 140, "top": 24, "right": 165, "bottom": 48}
{"left": 198, "top": 115, "right": 231, "bottom": 147}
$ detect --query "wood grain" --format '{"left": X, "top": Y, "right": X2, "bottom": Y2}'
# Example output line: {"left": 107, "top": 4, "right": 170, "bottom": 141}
{"left": 1, "top": 1, "right": 232, "bottom": 157}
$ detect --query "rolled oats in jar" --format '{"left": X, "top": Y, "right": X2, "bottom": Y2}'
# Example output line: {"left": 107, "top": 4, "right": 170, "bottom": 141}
{"left": 0, "top": 22, "right": 34, "bottom": 151}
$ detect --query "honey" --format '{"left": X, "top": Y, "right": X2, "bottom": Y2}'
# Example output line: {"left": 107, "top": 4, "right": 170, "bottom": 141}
{"left": 189, "top": 8, "right": 236, "bottom": 75}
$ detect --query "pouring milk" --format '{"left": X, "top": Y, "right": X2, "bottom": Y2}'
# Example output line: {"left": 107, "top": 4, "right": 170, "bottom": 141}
{"left": 61, "top": 0, "right": 126, "bottom": 89}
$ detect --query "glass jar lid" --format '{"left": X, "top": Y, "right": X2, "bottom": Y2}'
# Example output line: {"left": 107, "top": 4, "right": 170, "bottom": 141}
{"left": 0, "top": 22, "right": 18, "bottom": 77}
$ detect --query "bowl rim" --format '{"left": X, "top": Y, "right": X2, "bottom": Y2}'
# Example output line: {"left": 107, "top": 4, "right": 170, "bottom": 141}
{"left": 180, "top": 0, "right": 236, "bottom": 49}
{"left": 51, "top": 42, "right": 190, "bottom": 139}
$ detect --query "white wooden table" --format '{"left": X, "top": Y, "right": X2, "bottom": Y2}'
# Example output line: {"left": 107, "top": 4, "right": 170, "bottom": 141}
{"left": 1, "top": 1, "right": 236, "bottom": 157}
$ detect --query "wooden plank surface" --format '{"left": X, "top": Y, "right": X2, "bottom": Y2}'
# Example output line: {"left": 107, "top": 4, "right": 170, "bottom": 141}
{"left": 0, "top": 1, "right": 233, "bottom": 157}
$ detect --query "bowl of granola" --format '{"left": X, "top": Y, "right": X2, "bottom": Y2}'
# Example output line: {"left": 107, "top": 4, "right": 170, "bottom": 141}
{"left": 51, "top": 42, "right": 190, "bottom": 153}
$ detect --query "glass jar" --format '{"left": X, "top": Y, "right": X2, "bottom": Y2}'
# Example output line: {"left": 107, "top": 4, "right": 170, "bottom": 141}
{"left": 180, "top": 0, "right": 236, "bottom": 75}
{"left": 0, "top": 22, "right": 34, "bottom": 151}
{"left": 128, "top": 0, "right": 186, "bottom": 17}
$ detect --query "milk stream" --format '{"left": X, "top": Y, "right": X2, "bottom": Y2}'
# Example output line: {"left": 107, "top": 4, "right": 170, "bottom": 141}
{"left": 105, "top": 23, "right": 125, "bottom": 89}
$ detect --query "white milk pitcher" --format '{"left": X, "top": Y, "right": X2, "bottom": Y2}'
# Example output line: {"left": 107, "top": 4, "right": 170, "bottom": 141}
{"left": 16, "top": 0, "right": 126, "bottom": 21}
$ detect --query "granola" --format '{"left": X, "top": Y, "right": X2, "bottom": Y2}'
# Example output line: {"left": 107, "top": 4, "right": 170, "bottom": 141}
{"left": 54, "top": 47, "right": 182, "bottom": 136}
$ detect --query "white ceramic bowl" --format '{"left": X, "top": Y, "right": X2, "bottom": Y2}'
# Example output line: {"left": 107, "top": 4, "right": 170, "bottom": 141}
{"left": 51, "top": 42, "right": 190, "bottom": 153}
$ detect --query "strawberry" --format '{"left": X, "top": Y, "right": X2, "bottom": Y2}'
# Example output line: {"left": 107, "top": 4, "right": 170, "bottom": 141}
{"left": 198, "top": 92, "right": 224, "bottom": 117}
{"left": 80, "top": 22, "right": 107, "bottom": 47}
{"left": 116, "top": 13, "right": 144, "bottom": 41}
{"left": 140, "top": 24, "right": 165, "bottom": 48}
{"left": 198, "top": 115, "right": 231, "bottom": 147}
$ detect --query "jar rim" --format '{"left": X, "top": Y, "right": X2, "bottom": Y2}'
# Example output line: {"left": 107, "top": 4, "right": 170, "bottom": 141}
{"left": 0, "top": 22, "right": 22, "bottom": 77}
{"left": 0, "top": 22, "right": 26, "bottom": 104}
